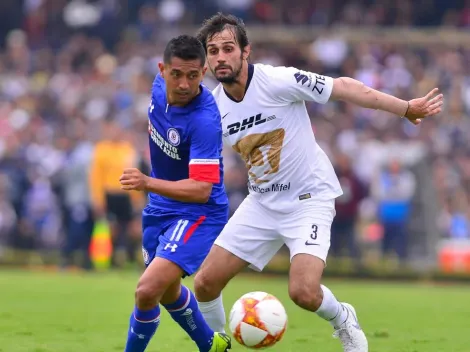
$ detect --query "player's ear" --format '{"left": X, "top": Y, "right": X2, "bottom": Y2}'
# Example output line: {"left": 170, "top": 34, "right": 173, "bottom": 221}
{"left": 158, "top": 62, "right": 165, "bottom": 76}
{"left": 242, "top": 45, "right": 251, "bottom": 61}
{"left": 202, "top": 66, "right": 207, "bottom": 77}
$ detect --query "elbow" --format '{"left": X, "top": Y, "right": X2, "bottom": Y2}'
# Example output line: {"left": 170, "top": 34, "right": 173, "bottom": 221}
{"left": 195, "top": 194, "right": 210, "bottom": 203}
{"left": 193, "top": 182, "right": 213, "bottom": 203}
{"left": 198, "top": 188, "right": 212, "bottom": 203}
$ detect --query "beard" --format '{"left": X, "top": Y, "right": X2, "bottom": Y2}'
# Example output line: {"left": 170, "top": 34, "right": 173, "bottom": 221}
{"left": 212, "top": 56, "right": 243, "bottom": 84}
{"left": 215, "top": 67, "right": 241, "bottom": 84}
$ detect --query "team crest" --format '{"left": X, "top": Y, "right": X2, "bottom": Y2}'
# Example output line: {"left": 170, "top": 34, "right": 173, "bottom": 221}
{"left": 142, "top": 247, "right": 150, "bottom": 265}
{"left": 167, "top": 128, "right": 180, "bottom": 146}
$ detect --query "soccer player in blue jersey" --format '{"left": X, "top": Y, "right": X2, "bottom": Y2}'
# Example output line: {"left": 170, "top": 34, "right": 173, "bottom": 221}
{"left": 119, "top": 35, "right": 231, "bottom": 352}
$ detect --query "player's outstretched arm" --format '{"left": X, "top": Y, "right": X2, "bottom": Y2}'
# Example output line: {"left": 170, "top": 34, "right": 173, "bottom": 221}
{"left": 119, "top": 168, "right": 212, "bottom": 203}
{"left": 330, "top": 77, "right": 444, "bottom": 125}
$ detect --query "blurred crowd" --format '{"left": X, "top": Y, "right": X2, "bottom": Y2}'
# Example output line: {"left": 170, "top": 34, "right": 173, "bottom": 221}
{"left": 3, "top": 0, "right": 470, "bottom": 47}
{"left": 0, "top": 0, "right": 469, "bottom": 268}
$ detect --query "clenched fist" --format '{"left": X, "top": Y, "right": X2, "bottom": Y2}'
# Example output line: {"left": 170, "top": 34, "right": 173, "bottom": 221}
{"left": 119, "top": 168, "right": 149, "bottom": 191}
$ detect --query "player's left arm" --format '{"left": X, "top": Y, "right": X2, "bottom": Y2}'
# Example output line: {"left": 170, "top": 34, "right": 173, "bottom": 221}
{"left": 120, "top": 171, "right": 212, "bottom": 204}
{"left": 119, "top": 109, "right": 222, "bottom": 204}
{"left": 273, "top": 66, "right": 443, "bottom": 125}
{"left": 330, "top": 77, "right": 443, "bottom": 125}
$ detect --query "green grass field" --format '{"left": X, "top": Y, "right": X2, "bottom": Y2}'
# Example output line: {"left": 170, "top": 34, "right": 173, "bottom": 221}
{"left": 1, "top": 270, "right": 469, "bottom": 352}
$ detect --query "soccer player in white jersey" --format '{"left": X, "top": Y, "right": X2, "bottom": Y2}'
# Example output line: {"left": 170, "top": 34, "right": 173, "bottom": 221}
{"left": 194, "top": 13, "right": 443, "bottom": 352}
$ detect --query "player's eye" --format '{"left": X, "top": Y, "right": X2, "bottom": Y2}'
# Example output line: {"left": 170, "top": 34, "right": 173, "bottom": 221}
{"left": 208, "top": 49, "right": 218, "bottom": 55}
{"left": 224, "top": 47, "right": 233, "bottom": 53}
{"left": 171, "top": 72, "right": 181, "bottom": 78}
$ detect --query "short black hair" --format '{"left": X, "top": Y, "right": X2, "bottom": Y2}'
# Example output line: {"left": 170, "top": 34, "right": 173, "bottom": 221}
{"left": 196, "top": 13, "right": 249, "bottom": 52}
{"left": 163, "top": 35, "right": 206, "bottom": 66}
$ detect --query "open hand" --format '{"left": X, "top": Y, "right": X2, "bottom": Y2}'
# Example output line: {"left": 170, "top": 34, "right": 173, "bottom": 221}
{"left": 405, "top": 88, "right": 444, "bottom": 125}
{"left": 119, "top": 168, "right": 148, "bottom": 191}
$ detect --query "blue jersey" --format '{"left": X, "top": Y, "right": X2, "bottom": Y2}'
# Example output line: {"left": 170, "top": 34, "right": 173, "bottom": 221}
{"left": 146, "top": 74, "right": 228, "bottom": 215}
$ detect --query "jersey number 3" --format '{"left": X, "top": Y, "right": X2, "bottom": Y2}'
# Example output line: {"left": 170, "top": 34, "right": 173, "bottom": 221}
{"left": 233, "top": 128, "right": 286, "bottom": 184}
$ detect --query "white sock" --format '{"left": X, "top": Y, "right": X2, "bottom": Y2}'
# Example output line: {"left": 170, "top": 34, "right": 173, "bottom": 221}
{"left": 197, "top": 294, "right": 226, "bottom": 333}
{"left": 315, "top": 285, "right": 348, "bottom": 329}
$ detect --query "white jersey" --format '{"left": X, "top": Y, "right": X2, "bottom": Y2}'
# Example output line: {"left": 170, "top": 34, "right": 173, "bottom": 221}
{"left": 212, "top": 63, "right": 342, "bottom": 213}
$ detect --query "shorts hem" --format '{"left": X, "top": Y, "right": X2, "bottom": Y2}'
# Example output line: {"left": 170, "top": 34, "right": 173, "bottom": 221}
{"left": 154, "top": 253, "right": 196, "bottom": 277}
{"left": 290, "top": 251, "right": 328, "bottom": 265}
{"left": 214, "top": 240, "right": 265, "bottom": 272}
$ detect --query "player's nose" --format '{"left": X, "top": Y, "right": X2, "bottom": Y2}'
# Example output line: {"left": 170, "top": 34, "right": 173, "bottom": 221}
{"left": 178, "top": 78, "right": 190, "bottom": 90}
{"left": 217, "top": 53, "right": 228, "bottom": 63}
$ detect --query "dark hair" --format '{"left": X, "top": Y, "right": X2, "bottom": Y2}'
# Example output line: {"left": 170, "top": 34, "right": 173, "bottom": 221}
{"left": 163, "top": 35, "right": 206, "bottom": 66}
{"left": 196, "top": 13, "right": 249, "bottom": 52}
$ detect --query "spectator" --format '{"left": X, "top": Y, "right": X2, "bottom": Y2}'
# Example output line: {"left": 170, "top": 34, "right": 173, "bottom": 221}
{"left": 372, "top": 160, "right": 417, "bottom": 263}
{"left": 0, "top": 173, "right": 16, "bottom": 255}
{"left": 330, "top": 152, "right": 366, "bottom": 261}
{"left": 58, "top": 127, "right": 95, "bottom": 270}
{"left": 89, "top": 121, "right": 144, "bottom": 267}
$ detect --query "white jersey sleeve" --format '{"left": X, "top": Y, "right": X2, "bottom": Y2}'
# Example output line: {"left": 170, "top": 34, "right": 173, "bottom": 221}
{"left": 269, "top": 66, "right": 334, "bottom": 104}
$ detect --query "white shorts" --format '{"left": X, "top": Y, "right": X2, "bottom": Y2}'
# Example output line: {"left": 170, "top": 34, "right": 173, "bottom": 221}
{"left": 214, "top": 195, "right": 336, "bottom": 271}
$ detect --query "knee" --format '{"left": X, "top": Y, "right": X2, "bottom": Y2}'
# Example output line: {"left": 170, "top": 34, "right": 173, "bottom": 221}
{"left": 288, "top": 283, "right": 323, "bottom": 311}
{"left": 194, "top": 271, "right": 223, "bottom": 301}
{"left": 135, "top": 279, "right": 164, "bottom": 309}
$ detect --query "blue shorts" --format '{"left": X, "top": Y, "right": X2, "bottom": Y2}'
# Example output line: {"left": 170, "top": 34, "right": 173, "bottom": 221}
{"left": 141, "top": 205, "right": 228, "bottom": 276}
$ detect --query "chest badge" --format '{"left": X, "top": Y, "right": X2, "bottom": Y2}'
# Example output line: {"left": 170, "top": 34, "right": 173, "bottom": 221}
{"left": 167, "top": 128, "right": 180, "bottom": 146}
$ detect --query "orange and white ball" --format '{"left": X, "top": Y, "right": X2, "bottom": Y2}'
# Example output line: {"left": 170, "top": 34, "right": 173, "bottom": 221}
{"left": 229, "top": 291, "right": 287, "bottom": 349}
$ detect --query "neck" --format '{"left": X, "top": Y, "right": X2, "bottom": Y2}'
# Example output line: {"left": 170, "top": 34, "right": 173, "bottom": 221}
{"left": 222, "top": 62, "right": 249, "bottom": 102}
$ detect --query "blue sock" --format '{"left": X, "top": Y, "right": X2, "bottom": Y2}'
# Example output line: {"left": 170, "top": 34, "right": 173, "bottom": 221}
{"left": 163, "top": 285, "right": 215, "bottom": 352}
{"left": 124, "top": 305, "right": 160, "bottom": 352}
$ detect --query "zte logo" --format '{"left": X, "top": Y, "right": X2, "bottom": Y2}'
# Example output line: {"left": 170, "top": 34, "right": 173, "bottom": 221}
{"left": 294, "top": 71, "right": 326, "bottom": 94}
{"left": 224, "top": 113, "right": 273, "bottom": 136}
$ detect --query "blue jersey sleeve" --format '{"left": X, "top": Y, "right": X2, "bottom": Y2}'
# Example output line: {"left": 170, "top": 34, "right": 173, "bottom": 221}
{"left": 188, "top": 107, "right": 222, "bottom": 184}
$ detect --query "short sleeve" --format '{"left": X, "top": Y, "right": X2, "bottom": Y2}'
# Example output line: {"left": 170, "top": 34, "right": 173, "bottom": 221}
{"left": 188, "top": 108, "right": 222, "bottom": 184}
{"left": 270, "top": 66, "right": 334, "bottom": 104}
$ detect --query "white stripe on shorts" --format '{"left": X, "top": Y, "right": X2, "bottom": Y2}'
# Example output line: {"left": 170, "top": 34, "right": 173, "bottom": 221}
{"left": 175, "top": 220, "right": 189, "bottom": 242}
{"left": 169, "top": 220, "right": 183, "bottom": 241}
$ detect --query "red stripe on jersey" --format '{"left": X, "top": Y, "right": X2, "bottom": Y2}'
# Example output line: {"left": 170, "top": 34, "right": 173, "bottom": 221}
{"left": 189, "top": 163, "right": 220, "bottom": 183}
{"left": 183, "top": 216, "right": 206, "bottom": 244}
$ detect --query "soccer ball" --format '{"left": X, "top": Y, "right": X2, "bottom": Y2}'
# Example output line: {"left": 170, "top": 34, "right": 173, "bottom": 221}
{"left": 229, "top": 291, "right": 287, "bottom": 349}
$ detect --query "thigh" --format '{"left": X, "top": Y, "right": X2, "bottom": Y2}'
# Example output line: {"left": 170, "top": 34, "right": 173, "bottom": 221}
{"left": 154, "top": 213, "right": 228, "bottom": 277}
{"left": 214, "top": 196, "right": 283, "bottom": 272}
{"left": 196, "top": 244, "right": 249, "bottom": 292}
{"left": 280, "top": 199, "right": 336, "bottom": 264}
